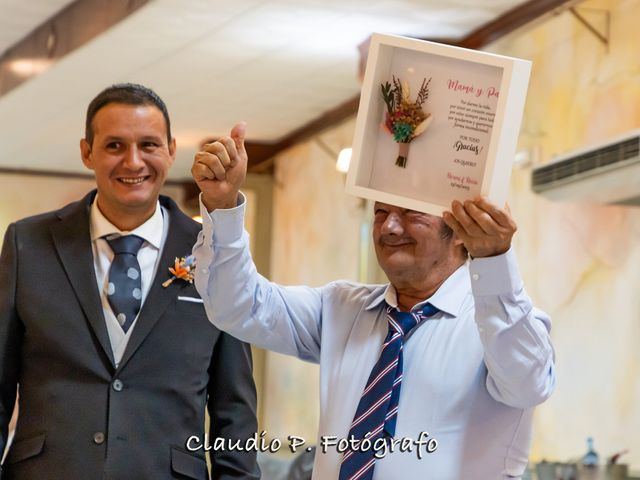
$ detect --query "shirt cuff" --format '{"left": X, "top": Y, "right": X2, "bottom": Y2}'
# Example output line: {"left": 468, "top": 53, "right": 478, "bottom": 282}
{"left": 198, "top": 192, "right": 246, "bottom": 245}
{"left": 468, "top": 248, "right": 524, "bottom": 296}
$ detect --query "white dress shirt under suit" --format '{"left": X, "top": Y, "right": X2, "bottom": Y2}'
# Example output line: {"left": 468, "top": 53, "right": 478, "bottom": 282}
{"left": 192, "top": 195, "right": 556, "bottom": 480}
{"left": 89, "top": 197, "right": 167, "bottom": 366}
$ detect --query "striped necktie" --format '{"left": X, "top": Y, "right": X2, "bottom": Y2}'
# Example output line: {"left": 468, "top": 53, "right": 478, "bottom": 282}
{"left": 338, "top": 303, "right": 439, "bottom": 480}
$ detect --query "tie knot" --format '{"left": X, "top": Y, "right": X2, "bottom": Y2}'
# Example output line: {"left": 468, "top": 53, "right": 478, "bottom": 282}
{"left": 386, "top": 303, "right": 439, "bottom": 336}
{"left": 106, "top": 235, "right": 144, "bottom": 255}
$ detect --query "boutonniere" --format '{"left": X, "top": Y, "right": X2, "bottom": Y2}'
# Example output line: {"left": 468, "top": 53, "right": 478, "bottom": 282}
{"left": 162, "top": 255, "right": 196, "bottom": 287}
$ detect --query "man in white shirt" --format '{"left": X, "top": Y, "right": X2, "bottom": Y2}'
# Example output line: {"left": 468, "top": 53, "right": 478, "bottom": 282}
{"left": 191, "top": 123, "right": 556, "bottom": 480}
{"left": 0, "top": 85, "right": 260, "bottom": 480}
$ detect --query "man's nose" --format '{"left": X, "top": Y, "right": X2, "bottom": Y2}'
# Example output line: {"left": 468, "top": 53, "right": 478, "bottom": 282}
{"left": 123, "top": 146, "right": 144, "bottom": 169}
{"left": 381, "top": 212, "right": 403, "bottom": 235}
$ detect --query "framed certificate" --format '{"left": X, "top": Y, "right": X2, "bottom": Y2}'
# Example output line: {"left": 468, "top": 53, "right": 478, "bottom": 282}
{"left": 345, "top": 33, "right": 532, "bottom": 215}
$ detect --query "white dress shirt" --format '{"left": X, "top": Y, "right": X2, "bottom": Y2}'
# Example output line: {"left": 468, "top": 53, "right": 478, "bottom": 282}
{"left": 90, "top": 197, "right": 167, "bottom": 366}
{"left": 192, "top": 194, "right": 556, "bottom": 480}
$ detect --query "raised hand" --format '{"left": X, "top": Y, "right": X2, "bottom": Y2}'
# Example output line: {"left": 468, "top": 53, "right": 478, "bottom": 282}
{"left": 191, "top": 122, "right": 248, "bottom": 211}
{"left": 442, "top": 197, "right": 517, "bottom": 258}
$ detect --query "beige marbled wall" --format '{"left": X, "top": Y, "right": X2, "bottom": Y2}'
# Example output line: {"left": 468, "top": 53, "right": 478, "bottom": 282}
{"left": 0, "top": 174, "right": 95, "bottom": 237}
{"left": 489, "top": 0, "right": 640, "bottom": 469}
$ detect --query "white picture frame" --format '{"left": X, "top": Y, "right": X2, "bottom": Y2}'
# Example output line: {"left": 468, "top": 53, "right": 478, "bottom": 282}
{"left": 345, "top": 33, "right": 532, "bottom": 215}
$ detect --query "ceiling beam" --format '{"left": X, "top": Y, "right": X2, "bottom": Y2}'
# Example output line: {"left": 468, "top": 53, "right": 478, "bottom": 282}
{"left": 0, "top": 0, "right": 150, "bottom": 97}
{"left": 247, "top": 96, "right": 361, "bottom": 172}
{"left": 247, "top": 0, "right": 577, "bottom": 172}
{"left": 455, "top": 0, "right": 580, "bottom": 49}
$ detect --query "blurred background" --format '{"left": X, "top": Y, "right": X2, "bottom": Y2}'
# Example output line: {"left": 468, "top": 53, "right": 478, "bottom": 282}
{"left": 1, "top": 0, "right": 639, "bottom": 477}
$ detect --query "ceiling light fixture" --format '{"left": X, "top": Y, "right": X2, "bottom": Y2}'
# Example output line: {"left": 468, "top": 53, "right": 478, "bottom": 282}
{"left": 8, "top": 59, "right": 52, "bottom": 77}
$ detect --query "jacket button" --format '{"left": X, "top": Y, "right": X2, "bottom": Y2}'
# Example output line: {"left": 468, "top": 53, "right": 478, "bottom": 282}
{"left": 93, "top": 432, "right": 106, "bottom": 444}
{"left": 112, "top": 379, "right": 123, "bottom": 391}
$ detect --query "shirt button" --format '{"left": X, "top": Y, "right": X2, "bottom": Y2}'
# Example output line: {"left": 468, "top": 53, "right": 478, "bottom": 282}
{"left": 112, "top": 379, "right": 124, "bottom": 392}
{"left": 93, "top": 432, "right": 106, "bottom": 444}
{"left": 472, "top": 273, "right": 480, "bottom": 281}
{"left": 200, "top": 268, "right": 208, "bottom": 275}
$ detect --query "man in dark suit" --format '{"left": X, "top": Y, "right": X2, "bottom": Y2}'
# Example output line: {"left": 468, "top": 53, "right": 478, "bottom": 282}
{"left": 0, "top": 84, "right": 260, "bottom": 479}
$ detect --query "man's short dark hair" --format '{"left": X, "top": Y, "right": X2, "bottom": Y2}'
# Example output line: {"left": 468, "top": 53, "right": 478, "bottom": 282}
{"left": 85, "top": 83, "right": 172, "bottom": 145}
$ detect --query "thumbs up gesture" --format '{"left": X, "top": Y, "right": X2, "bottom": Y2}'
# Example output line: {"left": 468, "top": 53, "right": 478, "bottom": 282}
{"left": 192, "top": 122, "right": 248, "bottom": 211}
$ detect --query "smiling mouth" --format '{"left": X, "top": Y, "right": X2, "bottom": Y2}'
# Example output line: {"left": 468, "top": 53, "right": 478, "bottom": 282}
{"left": 118, "top": 176, "right": 149, "bottom": 185}
{"left": 381, "top": 241, "right": 413, "bottom": 248}
{"left": 378, "top": 235, "right": 415, "bottom": 248}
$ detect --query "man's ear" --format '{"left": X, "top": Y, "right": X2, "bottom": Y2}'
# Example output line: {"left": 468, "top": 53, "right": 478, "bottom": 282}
{"left": 80, "top": 139, "right": 93, "bottom": 170}
{"left": 452, "top": 234, "right": 465, "bottom": 248}
{"left": 450, "top": 227, "right": 466, "bottom": 250}
{"left": 450, "top": 231, "right": 469, "bottom": 260}
{"left": 168, "top": 137, "right": 176, "bottom": 166}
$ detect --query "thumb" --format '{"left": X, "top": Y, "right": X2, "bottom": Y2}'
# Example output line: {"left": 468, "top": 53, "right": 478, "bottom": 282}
{"left": 230, "top": 122, "right": 247, "bottom": 155}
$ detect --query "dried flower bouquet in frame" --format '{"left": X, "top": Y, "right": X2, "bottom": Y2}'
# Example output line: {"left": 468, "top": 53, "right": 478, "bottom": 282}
{"left": 381, "top": 76, "right": 432, "bottom": 167}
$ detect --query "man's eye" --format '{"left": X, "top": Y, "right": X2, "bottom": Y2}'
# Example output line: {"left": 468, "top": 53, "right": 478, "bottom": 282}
{"left": 142, "top": 142, "right": 159, "bottom": 150}
{"left": 406, "top": 211, "right": 430, "bottom": 221}
{"left": 106, "top": 142, "right": 122, "bottom": 150}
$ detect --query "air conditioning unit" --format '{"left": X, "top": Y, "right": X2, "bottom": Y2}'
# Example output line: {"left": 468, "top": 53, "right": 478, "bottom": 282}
{"left": 531, "top": 130, "right": 640, "bottom": 205}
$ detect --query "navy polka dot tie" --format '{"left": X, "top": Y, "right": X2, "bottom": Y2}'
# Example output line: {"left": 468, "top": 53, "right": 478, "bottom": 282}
{"left": 105, "top": 235, "right": 145, "bottom": 333}
{"left": 339, "top": 303, "right": 440, "bottom": 480}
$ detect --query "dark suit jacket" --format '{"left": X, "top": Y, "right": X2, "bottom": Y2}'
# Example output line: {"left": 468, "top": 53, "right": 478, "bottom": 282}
{"left": 0, "top": 191, "right": 260, "bottom": 480}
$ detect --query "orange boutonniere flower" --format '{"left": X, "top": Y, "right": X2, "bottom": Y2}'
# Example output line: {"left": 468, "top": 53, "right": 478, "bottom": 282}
{"left": 162, "top": 255, "right": 196, "bottom": 287}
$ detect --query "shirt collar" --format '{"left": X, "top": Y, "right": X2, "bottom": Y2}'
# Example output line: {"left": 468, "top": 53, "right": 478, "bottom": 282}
{"left": 363, "top": 262, "right": 470, "bottom": 318}
{"left": 90, "top": 195, "right": 163, "bottom": 249}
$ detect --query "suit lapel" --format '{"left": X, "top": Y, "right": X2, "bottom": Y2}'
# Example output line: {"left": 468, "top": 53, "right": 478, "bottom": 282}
{"left": 50, "top": 191, "right": 116, "bottom": 368}
{"left": 116, "top": 197, "right": 198, "bottom": 372}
